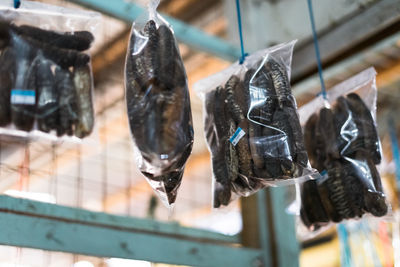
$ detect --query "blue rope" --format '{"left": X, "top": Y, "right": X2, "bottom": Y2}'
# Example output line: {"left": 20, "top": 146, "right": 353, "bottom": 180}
{"left": 14, "top": 0, "right": 20, "bottom": 9}
{"left": 235, "top": 0, "right": 248, "bottom": 64}
{"left": 337, "top": 224, "right": 353, "bottom": 267}
{"left": 389, "top": 117, "right": 400, "bottom": 189}
{"left": 307, "top": 0, "right": 327, "bottom": 100}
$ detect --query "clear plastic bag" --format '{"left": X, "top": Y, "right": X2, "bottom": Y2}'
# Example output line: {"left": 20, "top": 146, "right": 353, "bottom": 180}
{"left": 298, "top": 68, "right": 388, "bottom": 231}
{"left": 0, "top": 0, "right": 100, "bottom": 139}
{"left": 195, "top": 41, "right": 317, "bottom": 208}
{"left": 124, "top": 0, "right": 193, "bottom": 206}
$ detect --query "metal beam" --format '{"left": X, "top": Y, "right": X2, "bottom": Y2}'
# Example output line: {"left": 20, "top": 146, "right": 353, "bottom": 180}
{"left": 0, "top": 196, "right": 261, "bottom": 267}
{"left": 241, "top": 189, "right": 299, "bottom": 267}
{"left": 68, "top": 0, "right": 241, "bottom": 61}
{"left": 292, "top": 0, "right": 400, "bottom": 81}
{"left": 0, "top": 195, "right": 238, "bottom": 244}
{"left": 292, "top": 32, "right": 400, "bottom": 105}
{"left": 268, "top": 187, "right": 300, "bottom": 267}
{"left": 257, "top": 190, "right": 273, "bottom": 267}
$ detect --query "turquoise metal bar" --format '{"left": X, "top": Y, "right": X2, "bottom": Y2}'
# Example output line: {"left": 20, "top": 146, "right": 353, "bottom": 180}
{"left": 68, "top": 0, "right": 241, "bottom": 61}
{"left": 0, "top": 195, "right": 238, "bottom": 244}
{"left": 269, "top": 187, "right": 300, "bottom": 267}
{"left": 257, "top": 189, "right": 273, "bottom": 267}
{"left": 0, "top": 196, "right": 260, "bottom": 266}
{"left": 0, "top": 213, "right": 260, "bottom": 267}
{"left": 389, "top": 118, "right": 400, "bottom": 188}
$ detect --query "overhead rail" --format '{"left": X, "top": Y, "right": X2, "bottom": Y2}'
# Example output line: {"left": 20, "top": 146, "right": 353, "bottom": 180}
{"left": 69, "top": 0, "right": 242, "bottom": 61}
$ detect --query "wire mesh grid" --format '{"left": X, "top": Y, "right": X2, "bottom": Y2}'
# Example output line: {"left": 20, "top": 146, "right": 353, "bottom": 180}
{"left": 0, "top": 1, "right": 241, "bottom": 265}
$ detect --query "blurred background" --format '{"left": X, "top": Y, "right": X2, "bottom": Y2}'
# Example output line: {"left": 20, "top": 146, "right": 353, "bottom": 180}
{"left": 0, "top": 0, "right": 400, "bottom": 266}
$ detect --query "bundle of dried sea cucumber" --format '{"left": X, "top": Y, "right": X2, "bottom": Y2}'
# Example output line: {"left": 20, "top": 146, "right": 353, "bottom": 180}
{"left": 205, "top": 58, "right": 308, "bottom": 208}
{"left": 0, "top": 20, "right": 94, "bottom": 138}
{"left": 300, "top": 93, "right": 387, "bottom": 229}
{"left": 125, "top": 20, "right": 193, "bottom": 205}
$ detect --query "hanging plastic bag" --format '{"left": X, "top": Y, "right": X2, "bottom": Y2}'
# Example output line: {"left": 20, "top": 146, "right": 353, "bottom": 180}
{"left": 298, "top": 68, "right": 388, "bottom": 231}
{"left": 195, "top": 41, "right": 317, "bottom": 208}
{"left": 124, "top": 0, "right": 193, "bottom": 206}
{"left": 0, "top": 1, "right": 100, "bottom": 139}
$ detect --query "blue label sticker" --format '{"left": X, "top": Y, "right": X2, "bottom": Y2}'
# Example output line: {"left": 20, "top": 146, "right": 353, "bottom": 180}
{"left": 229, "top": 127, "right": 246, "bottom": 146}
{"left": 11, "top": 89, "right": 36, "bottom": 105}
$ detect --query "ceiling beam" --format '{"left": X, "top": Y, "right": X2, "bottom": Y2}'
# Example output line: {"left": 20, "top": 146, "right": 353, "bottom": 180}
{"left": 91, "top": 29, "right": 130, "bottom": 76}
{"left": 68, "top": 0, "right": 240, "bottom": 61}
{"left": 292, "top": 0, "right": 400, "bottom": 82}
{"left": 0, "top": 195, "right": 256, "bottom": 266}
{"left": 292, "top": 32, "right": 400, "bottom": 106}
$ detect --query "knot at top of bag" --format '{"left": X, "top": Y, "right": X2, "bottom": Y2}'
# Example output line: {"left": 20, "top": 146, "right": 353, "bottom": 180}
{"left": 148, "top": 0, "right": 160, "bottom": 21}
{"left": 14, "top": 0, "right": 20, "bottom": 9}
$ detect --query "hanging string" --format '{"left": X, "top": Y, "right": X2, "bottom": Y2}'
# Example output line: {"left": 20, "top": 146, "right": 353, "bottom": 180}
{"left": 337, "top": 224, "right": 353, "bottom": 267}
{"left": 389, "top": 117, "right": 400, "bottom": 191}
{"left": 389, "top": 118, "right": 400, "bottom": 267}
{"left": 14, "top": 0, "right": 20, "bottom": 9}
{"left": 306, "top": 0, "right": 327, "bottom": 100}
{"left": 235, "top": 0, "right": 248, "bottom": 64}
